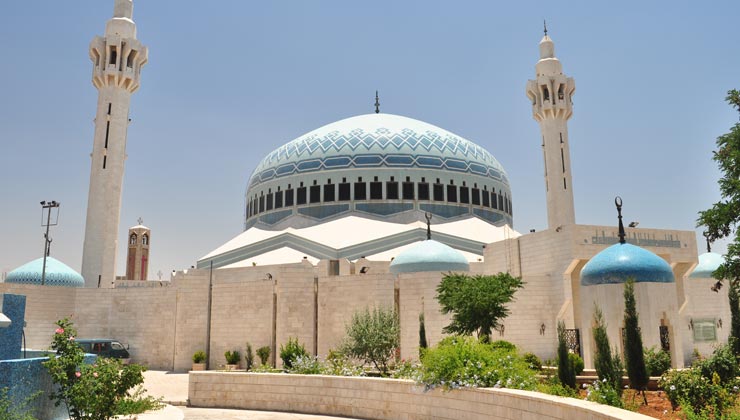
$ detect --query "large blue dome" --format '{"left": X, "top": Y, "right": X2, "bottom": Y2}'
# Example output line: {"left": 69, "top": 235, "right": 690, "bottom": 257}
{"left": 390, "top": 239, "right": 470, "bottom": 274}
{"left": 580, "top": 243, "right": 674, "bottom": 286}
{"left": 5, "top": 257, "right": 84, "bottom": 288}
{"left": 243, "top": 113, "right": 514, "bottom": 230}
{"left": 689, "top": 252, "right": 723, "bottom": 279}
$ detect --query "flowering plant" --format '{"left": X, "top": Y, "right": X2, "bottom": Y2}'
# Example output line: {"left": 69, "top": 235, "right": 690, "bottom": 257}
{"left": 43, "top": 318, "right": 162, "bottom": 420}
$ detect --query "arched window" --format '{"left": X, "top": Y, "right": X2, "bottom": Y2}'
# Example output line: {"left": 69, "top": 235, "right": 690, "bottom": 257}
{"left": 129, "top": 233, "right": 137, "bottom": 245}
{"left": 142, "top": 234, "right": 149, "bottom": 245}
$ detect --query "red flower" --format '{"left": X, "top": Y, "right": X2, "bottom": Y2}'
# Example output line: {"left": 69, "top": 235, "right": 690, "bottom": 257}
{"left": 55, "top": 328, "right": 64, "bottom": 334}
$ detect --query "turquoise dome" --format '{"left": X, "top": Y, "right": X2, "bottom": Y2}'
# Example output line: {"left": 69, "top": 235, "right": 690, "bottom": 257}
{"left": 580, "top": 243, "right": 674, "bottom": 286}
{"left": 689, "top": 252, "right": 723, "bottom": 279}
{"left": 5, "top": 257, "right": 84, "bottom": 288}
{"left": 389, "top": 239, "right": 470, "bottom": 274}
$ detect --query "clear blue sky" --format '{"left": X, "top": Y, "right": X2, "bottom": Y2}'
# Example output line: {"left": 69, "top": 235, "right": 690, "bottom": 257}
{"left": 1, "top": 0, "right": 738, "bottom": 278}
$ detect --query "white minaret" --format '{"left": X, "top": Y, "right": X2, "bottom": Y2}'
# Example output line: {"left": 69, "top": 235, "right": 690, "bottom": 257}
{"left": 81, "top": 0, "right": 148, "bottom": 288}
{"left": 526, "top": 26, "right": 576, "bottom": 229}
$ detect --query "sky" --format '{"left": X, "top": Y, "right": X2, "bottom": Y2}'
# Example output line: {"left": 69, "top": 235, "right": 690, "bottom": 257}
{"left": 0, "top": 0, "right": 738, "bottom": 279}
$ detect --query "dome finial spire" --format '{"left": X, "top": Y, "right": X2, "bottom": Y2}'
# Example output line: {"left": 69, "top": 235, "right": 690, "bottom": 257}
{"left": 615, "top": 196, "right": 626, "bottom": 244}
{"left": 425, "top": 212, "right": 432, "bottom": 240}
{"left": 374, "top": 91, "right": 380, "bottom": 114}
{"left": 543, "top": 19, "right": 548, "bottom": 36}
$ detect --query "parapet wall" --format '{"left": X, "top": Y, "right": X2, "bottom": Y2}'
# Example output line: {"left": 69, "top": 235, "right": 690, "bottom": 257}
{"left": 188, "top": 372, "right": 652, "bottom": 420}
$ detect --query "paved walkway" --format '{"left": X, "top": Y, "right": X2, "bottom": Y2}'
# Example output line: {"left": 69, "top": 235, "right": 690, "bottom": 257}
{"left": 141, "top": 371, "right": 359, "bottom": 420}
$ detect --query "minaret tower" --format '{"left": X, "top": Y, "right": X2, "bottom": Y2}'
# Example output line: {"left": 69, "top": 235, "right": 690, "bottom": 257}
{"left": 526, "top": 26, "right": 576, "bottom": 229}
{"left": 81, "top": 0, "right": 148, "bottom": 288}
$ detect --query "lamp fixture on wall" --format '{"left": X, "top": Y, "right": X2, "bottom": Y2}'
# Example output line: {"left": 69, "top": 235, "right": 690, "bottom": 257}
{"left": 539, "top": 323, "right": 546, "bottom": 335}
{"left": 360, "top": 266, "right": 369, "bottom": 274}
{"left": 628, "top": 221, "right": 639, "bottom": 228}
{"left": 711, "top": 281, "right": 723, "bottom": 293}
{"left": 688, "top": 319, "right": 694, "bottom": 330}
{"left": 717, "top": 318, "right": 723, "bottom": 329}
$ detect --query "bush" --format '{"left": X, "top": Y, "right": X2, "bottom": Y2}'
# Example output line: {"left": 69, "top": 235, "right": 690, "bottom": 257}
{"left": 523, "top": 352, "right": 542, "bottom": 371}
{"left": 244, "top": 343, "right": 254, "bottom": 371}
{"left": 341, "top": 306, "right": 399, "bottom": 376}
{"left": 537, "top": 376, "right": 578, "bottom": 398}
{"left": 643, "top": 347, "right": 671, "bottom": 377}
{"left": 224, "top": 350, "right": 240, "bottom": 365}
{"left": 556, "top": 321, "right": 576, "bottom": 389}
{"left": 192, "top": 350, "right": 206, "bottom": 364}
{"left": 391, "top": 359, "right": 421, "bottom": 381}
{"left": 569, "top": 353, "right": 584, "bottom": 375}
{"left": 44, "top": 319, "right": 162, "bottom": 420}
{"left": 322, "top": 350, "right": 365, "bottom": 377}
{"left": 490, "top": 340, "right": 516, "bottom": 352}
{"left": 286, "top": 355, "right": 322, "bottom": 374}
{"left": 0, "top": 387, "right": 38, "bottom": 420}
{"left": 699, "top": 344, "right": 739, "bottom": 384}
{"left": 419, "top": 336, "right": 537, "bottom": 390}
{"left": 280, "top": 337, "right": 308, "bottom": 369}
{"left": 584, "top": 379, "right": 623, "bottom": 408}
{"left": 256, "top": 346, "right": 270, "bottom": 365}
{"left": 660, "top": 369, "right": 731, "bottom": 412}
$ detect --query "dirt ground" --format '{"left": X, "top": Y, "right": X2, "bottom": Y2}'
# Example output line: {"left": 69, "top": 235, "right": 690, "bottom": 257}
{"left": 578, "top": 389, "right": 681, "bottom": 419}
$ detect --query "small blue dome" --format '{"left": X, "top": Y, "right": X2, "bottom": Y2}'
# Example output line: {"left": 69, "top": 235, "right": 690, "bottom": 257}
{"left": 689, "top": 252, "right": 723, "bottom": 279}
{"left": 389, "top": 240, "right": 470, "bottom": 274}
{"left": 5, "top": 257, "right": 84, "bottom": 288}
{"left": 580, "top": 243, "right": 674, "bottom": 286}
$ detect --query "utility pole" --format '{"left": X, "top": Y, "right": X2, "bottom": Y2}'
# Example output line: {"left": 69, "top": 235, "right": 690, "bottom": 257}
{"left": 40, "top": 200, "right": 60, "bottom": 286}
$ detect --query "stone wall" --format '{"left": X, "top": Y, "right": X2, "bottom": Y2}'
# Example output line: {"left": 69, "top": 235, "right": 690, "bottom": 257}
{"left": 188, "top": 372, "right": 653, "bottom": 420}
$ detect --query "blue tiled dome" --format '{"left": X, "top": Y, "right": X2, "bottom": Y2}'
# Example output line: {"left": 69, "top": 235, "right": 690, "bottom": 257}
{"left": 5, "top": 257, "right": 84, "bottom": 287}
{"left": 689, "top": 252, "right": 723, "bottom": 279}
{"left": 390, "top": 239, "right": 470, "bottom": 274}
{"left": 580, "top": 243, "right": 674, "bottom": 286}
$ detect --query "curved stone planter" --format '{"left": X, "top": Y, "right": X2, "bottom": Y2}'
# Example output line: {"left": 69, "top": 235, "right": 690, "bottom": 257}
{"left": 189, "top": 372, "right": 652, "bottom": 420}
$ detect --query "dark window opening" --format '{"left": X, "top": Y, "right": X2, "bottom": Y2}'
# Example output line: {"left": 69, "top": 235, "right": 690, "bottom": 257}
{"left": 561, "top": 148, "right": 566, "bottom": 173}
{"left": 248, "top": 200, "right": 252, "bottom": 217}
{"left": 275, "top": 191, "right": 283, "bottom": 209}
{"left": 266, "top": 193, "right": 273, "bottom": 211}
{"left": 418, "top": 182, "right": 430, "bottom": 200}
{"left": 107, "top": 103, "right": 112, "bottom": 115}
{"left": 482, "top": 190, "right": 490, "bottom": 207}
{"left": 285, "top": 189, "right": 294, "bottom": 207}
{"left": 109, "top": 47, "right": 117, "bottom": 65}
{"left": 433, "top": 183, "right": 444, "bottom": 201}
{"left": 338, "top": 183, "right": 350, "bottom": 201}
{"left": 370, "top": 182, "right": 383, "bottom": 200}
{"left": 386, "top": 182, "right": 399, "bottom": 200}
{"left": 297, "top": 187, "right": 307, "bottom": 205}
{"left": 354, "top": 182, "right": 366, "bottom": 200}
{"left": 446, "top": 185, "right": 457, "bottom": 203}
{"left": 492, "top": 192, "right": 498, "bottom": 209}
{"left": 459, "top": 186, "right": 470, "bottom": 204}
{"left": 558, "top": 85, "right": 565, "bottom": 100}
{"left": 498, "top": 194, "right": 504, "bottom": 210}
{"left": 324, "top": 184, "right": 335, "bottom": 202}
{"left": 563, "top": 178, "right": 567, "bottom": 190}
{"left": 402, "top": 182, "right": 414, "bottom": 200}
{"left": 543, "top": 86, "right": 549, "bottom": 101}
{"left": 104, "top": 121, "right": 110, "bottom": 148}
{"left": 103, "top": 155, "right": 107, "bottom": 169}
{"left": 258, "top": 196, "right": 265, "bottom": 213}
{"left": 309, "top": 185, "right": 321, "bottom": 203}
{"left": 472, "top": 188, "right": 481, "bottom": 205}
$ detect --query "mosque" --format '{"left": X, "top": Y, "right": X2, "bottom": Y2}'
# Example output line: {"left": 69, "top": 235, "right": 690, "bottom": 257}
{"left": 0, "top": 0, "right": 730, "bottom": 371}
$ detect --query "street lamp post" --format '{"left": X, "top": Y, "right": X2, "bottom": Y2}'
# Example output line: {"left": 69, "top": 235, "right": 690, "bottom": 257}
{"left": 40, "top": 200, "right": 60, "bottom": 286}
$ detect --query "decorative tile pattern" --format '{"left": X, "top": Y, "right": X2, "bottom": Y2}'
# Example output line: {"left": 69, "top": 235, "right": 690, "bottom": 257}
{"left": 5, "top": 257, "right": 84, "bottom": 288}
{"left": 580, "top": 243, "right": 675, "bottom": 286}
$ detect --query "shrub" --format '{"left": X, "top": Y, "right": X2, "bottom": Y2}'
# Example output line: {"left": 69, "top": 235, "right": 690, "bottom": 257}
{"left": 592, "top": 305, "right": 623, "bottom": 396}
{"left": 660, "top": 369, "right": 733, "bottom": 413}
{"left": 256, "top": 346, "right": 271, "bottom": 365}
{"left": 490, "top": 340, "right": 516, "bottom": 352}
{"left": 623, "top": 279, "right": 648, "bottom": 394}
{"left": 44, "top": 318, "right": 162, "bottom": 420}
{"left": 584, "top": 379, "right": 623, "bottom": 408}
{"left": 280, "top": 337, "right": 308, "bottom": 369}
{"left": 224, "top": 350, "right": 240, "bottom": 365}
{"left": 643, "top": 346, "right": 671, "bottom": 377}
{"left": 192, "top": 350, "right": 206, "bottom": 364}
{"left": 391, "top": 359, "right": 421, "bottom": 381}
{"left": 322, "top": 350, "right": 365, "bottom": 377}
{"left": 537, "top": 376, "right": 578, "bottom": 398}
{"left": 251, "top": 364, "right": 282, "bottom": 373}
{"left": 0, "top": 387, "right": 38, "bottom": 420}
{"left": 419, "top": 335, "right": 537, "bottom": 390}
{"left": 523, "top": 352, "right": 542, "bottom": 371}
{"left": 418, "top": 312, "right": 428, "bottom": 356}
{"left": 341, "top": 306, "right": 399, "bottom": 376}
{"left": 286, "top": 355, "right": 322, "bottom": 374}
{"left": 556, "top": 321, "right": 576, "bottom": 389}
{"left": 569, "top": 353, "right": 584, "bottom": 375}
{"left": 244, "top": 343, "right": 254, "bottom": 371}
{"left": 698, "top": 344, "right": 739, "bottom": 384}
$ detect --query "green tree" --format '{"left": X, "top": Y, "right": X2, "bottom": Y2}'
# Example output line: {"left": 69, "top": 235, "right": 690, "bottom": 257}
{"left": 43, "top": 319, "right": 162, "bottom": 420}
{"left": 697, "top": 89, "right": 740, "bottom": 356}
{"left": 341, "top": 306, "right": 399, "bottom": 376}
{"left": 418, "top": 312, "right": 428, "bottom": 354}
{"left": 592, "top": 305, "right": 623, "bottom": 396}
{"left": 556, "top": 321, "right": 576, "bottom": 389}
{"left": 244, "top": 342, "right": 254, "bottom": 371}
{"left": 623, "top": 279, "right": 649, "bottom": 403}
{"left": 436, "top": 272, "right": 524, "bottom": 343}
